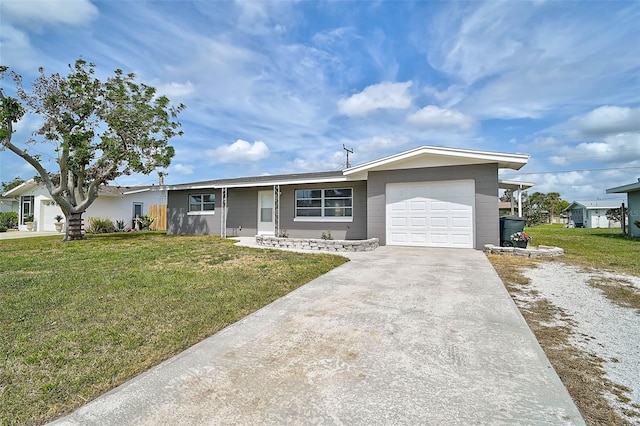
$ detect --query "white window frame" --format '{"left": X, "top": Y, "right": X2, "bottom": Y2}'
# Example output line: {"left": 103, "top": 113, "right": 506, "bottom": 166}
{"left": 187, "top": 193, "right": 216, "bottom": 216}
{"left": 294, "top": 188, "right": 353, "bottom": 223}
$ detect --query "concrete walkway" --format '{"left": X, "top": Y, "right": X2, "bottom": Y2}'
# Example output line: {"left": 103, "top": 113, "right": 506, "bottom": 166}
{"left": 51, "top": 245, "right": 584, "bottom": 425}
{"left": 0, "top": 230, "right": 59, "bottom": 239}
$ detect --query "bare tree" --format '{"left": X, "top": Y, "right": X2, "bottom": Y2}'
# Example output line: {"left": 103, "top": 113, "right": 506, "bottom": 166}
{"left": 0, "top": 60, "right": 185, "bottom": 240}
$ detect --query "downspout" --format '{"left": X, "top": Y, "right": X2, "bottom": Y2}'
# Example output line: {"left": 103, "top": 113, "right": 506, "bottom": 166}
{"left": 274, "top": 185, "right": 280, "bottom": 237}
{"left": 220, "top": 187, "right": 227, "bottom": 238}
{"left": 517, "top": 185, "right": 523, "bottom": 217}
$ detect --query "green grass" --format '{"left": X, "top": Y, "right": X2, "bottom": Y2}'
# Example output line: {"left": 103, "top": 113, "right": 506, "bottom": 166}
{"left": 526, "top": 224, "right": 639, "bottom": 277}
{"left": 0, "top": 233, "right": 347, "bottom": 425}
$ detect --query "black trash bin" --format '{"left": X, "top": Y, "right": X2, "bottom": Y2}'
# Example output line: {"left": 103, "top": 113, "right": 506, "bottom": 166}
{"left": 499, "top": 215, "right": 526, "bottom": 247}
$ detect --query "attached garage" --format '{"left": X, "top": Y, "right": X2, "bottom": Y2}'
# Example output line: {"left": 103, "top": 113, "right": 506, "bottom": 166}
{"left": 386, "top": 180, "right": 475, "bottom": 248}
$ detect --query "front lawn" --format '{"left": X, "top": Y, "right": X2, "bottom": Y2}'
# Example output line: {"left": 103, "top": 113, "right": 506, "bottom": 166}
{"left": 526, "top": 225, "right": 639, "bottom": 276}
{"left": 0, "top": 233, "right": 347, "bottom": 425}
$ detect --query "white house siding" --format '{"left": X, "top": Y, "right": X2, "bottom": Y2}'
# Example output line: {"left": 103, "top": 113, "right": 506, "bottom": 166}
{"left": 587, "top": 208, "right": 620, "bottom": 229}
{"left": 19, "top": 187, "right": 166, "bottom": 232}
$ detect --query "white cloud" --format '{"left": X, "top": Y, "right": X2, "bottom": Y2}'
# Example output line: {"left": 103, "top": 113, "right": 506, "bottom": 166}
{"left": 337, "top": 81, "right": 413, "bottom": 116}
{"left": 571, "top": 106, "right": 640, "bottom": 136}
{"left": 0, "top": 0, "right": 98, "bottom": 70}
{"left": 172, "top": 163, "right": 194, "bottom": 175}
{"left": 206, "top": 140, "right": 270, "bottom": 163}
{"left": 575, "top": 133, "right": 640, "bottom": 164}
{"left": 357, "top": 136, "right": 411, "bottom": 153}
{"left": 424, "top": 2, "right": 639, "bottom": 119}
{"left": 549, "top": 156, "right": 567, "bottom": 166}
{"left": 407, "top": 105, "right": 474, "bottom": 132}
{"left": 155, "top": 81, "right": 195, "bottom": 99}
{"left": 1, "top": 0, "right": 98, "bottom": 27}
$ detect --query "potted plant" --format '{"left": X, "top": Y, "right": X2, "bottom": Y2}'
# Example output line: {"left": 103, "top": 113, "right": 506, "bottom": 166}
{"left": 54, "top": 214, "right": 64, "bottom": 233}
{"left": 510, "top": 231, "right": 531, "bottom": 248}
{"left": 24, "top": 214, "right": 34, "bottom": 231}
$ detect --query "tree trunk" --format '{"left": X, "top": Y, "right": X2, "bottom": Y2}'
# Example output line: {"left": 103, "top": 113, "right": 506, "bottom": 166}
{"left": 64, "top": 211, "right": 86, "bottom": 241}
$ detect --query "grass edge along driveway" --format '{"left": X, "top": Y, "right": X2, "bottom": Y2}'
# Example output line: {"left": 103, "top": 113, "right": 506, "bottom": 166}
{"left": 0, "top": 233, "right": 347, "bottom": 425}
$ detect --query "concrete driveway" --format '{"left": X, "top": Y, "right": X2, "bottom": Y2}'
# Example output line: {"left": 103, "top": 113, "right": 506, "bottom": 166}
{"left": 51, "top": 246, "right": 584, "bottom": 425}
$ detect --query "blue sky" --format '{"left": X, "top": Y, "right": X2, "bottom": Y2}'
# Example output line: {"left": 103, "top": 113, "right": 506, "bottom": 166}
{"left": 1, "top": 0, "right": 639, "bottom": 202}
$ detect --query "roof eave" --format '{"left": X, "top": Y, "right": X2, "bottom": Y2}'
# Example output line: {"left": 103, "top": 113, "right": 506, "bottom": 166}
{"left": 606, "top": 181, "right": 640, "bottom": 194}
{"left": 343, "top": 145, "right": 529, "bottom": 175}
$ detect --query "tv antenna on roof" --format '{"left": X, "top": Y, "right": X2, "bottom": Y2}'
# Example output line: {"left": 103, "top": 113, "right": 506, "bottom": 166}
{"left": 343, "top": 144, "right": 354, "bottom": 168}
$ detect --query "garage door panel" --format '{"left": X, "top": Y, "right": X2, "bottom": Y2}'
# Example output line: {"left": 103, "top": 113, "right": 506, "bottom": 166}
{"left": 452, "top": 217, "right": 471, "bottom": 228}
{"left": 386, "top": 180, "right": 475, "bottom": 248}
{"left": 390, "top": 232, "right": 408, "bottom": 243}
{"left": 410, "top": 233, "right": 427, "bottom": 244}
{"left": 410, "top": 217, "right": 427, "bottom": 227}
{"left": 430, "top": 217, "right": 448, "bottom": 228}
{"left": 391, "top": 217, "right": 407, "bottom": 227}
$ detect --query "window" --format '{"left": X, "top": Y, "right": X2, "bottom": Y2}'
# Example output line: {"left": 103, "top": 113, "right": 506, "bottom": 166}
{"left": 188, "top": 194, "right": 215, "bottom": 214}
{"left": 295, "top": 188, "right": 352, "bottom": 220}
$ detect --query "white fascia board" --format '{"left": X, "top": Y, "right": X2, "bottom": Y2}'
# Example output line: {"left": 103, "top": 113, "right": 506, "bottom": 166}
{"left": 2, "top": 179, "right": 38, "bottom": 197}
{"left": 343, "top": 145, "right": 529, "bottom": 175}
{"left": 498, "top": 180, "right": 536, "bottom": 190}
{"left": 171, "top": 176, "right": 349, "bottom": 191}
{"left": 121, "top": 188, "right": 152, "bottom": 195}
{"left": 606, "top": 181, "right": 640, "bottom": 193}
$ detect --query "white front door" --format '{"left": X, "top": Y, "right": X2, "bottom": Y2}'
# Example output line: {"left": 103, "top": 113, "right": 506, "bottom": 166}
{"left": 257, "top": 190, "right": 274, "bottom": 235}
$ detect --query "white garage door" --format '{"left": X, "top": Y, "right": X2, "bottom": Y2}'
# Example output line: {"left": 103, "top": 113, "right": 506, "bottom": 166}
{"left": 386, "top": 180, "right": 475, "bottom": 248}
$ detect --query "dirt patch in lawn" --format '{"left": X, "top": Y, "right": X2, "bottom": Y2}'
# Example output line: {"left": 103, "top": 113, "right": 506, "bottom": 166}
{"left": 489, "top": 256, "right": 640, "bottom": 425}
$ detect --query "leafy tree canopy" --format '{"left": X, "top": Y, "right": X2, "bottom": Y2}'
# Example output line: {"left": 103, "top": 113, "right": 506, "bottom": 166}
{"left": 521, "top": 191, "right": 571, "bottom": 226}
{"left": 1, "top": 177, "right": 25, "bottom": 194}
{"left": 0, "top": 59, "right": 185, "bottom": 240}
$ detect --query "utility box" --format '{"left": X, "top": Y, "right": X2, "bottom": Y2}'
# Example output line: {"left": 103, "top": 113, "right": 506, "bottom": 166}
{"left": 499, "top": 215, "right": 526, "bottom": 247}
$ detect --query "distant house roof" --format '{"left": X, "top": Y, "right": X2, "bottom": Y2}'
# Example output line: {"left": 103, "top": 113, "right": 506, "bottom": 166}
{"left": 563, "top": 199, "right": 625, "bottom": 211}
{"left": 1, "top": 179, "right": 161, "bottom": 198}
{"left": 606, "top": 180, "right": 640, "bottom": 194}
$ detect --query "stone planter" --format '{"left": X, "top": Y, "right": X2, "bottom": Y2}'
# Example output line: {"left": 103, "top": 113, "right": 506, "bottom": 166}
{"left": 54, "top": 222, "right": 64, "bottom": 233}
{"left": 25, "top": 221, "right": 34, "bottom": 232}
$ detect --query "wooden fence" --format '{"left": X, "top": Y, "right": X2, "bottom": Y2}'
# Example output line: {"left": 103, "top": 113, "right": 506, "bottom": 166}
{"left": 148, "top": 204, "right": 167, "bottom": 231}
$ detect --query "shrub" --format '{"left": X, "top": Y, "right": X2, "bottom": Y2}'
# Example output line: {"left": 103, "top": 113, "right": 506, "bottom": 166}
{"left": 115, "top": 220, "right": 127, "bottom": 232}
{"left": 86, "top": 217, "right": 115, "bottom": 234}
{"left": 321, "top": 231, "right": 333, "bottom": 240}
{"left": 0, "top": 225, "right": 7, "bottom": 232}
{"left": 138, "top": 215, "right": 154, "bottom": 230}
{"left": 0, "top": 212, "right": 18, "bottom": 229}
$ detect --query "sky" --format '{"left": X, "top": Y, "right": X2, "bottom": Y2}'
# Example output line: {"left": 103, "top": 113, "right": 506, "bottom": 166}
{"left": 1, "top": 0, "right": 639, "bottom": 202}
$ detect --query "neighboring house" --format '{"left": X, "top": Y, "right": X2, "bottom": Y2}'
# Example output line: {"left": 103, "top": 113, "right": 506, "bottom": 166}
{"left": 2, "top": 180, "right": 168, "bottom": 232}
{"left": 563, "top": 199, "right": 625, "bottom": 229}
{"left": 606, "top": 179, "right": 640, "bottom": 237}
{"left": 0, "top": 196, "right": 18, "bottom": 213}
{"left": 166, "top": 145, "right": 530, "bottom": 249}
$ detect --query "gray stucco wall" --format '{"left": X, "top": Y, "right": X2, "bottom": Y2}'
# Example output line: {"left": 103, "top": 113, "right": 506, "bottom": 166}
{"left": 279, "top": 181, "right": 367, "bottom": 240}
{"left": 167, "top": 189, "right": 222, "bottom": 235}
{"left": 167, "top": 181, "right": 368, "bottom": 239}
{"left": 628, "top": 191, "right": 640, "bottom": 237}
{"left": 366, "top": 164, "right": 499, "bottom": 248}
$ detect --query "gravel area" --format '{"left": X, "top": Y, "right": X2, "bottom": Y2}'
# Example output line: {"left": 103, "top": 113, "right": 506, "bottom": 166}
{"left": 521, "top": 262, "right": 640, "bottom": 422}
